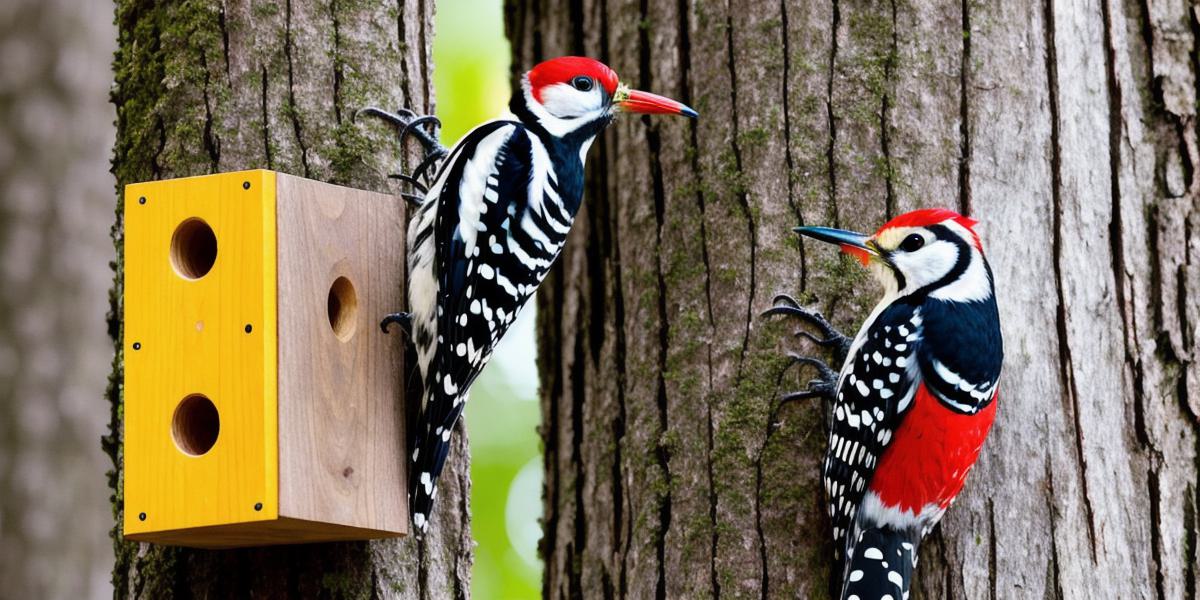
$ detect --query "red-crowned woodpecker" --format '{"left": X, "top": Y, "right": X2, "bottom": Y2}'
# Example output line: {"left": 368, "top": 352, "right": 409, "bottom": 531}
{"left": 372, "top": 56, "right": 696, "bottom": 534}
{"left": 767, "top": 209, "right": 1002, "bottom": 600}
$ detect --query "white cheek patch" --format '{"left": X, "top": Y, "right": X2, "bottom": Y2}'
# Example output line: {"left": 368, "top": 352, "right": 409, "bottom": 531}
{"left": 521, "top": 77, "right": 609, "bottom": 138}
{"left": 893, "top": 240, "right": 958, "bottom": 291}
{"left": 929, "top": 248, "right": 992, "bottom": 302}
{"left": 539, "top": 83, "right": 604, "bottom": 118}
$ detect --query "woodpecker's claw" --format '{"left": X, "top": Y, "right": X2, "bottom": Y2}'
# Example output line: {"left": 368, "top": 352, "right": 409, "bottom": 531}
{"left": 356, "top": 107, "right": 445, "bottom": 156}
{"left": 764, "top": 294, "right": 851, "bottom": 406}
{"left": 779, "top": 352, "right": 840, "bottom": 404}
{"left": 357, "top": 106, "right": 449, "bottom": 204}
{"left": 381, "top": 312, "right": 412, "bottom": 335}
{"left": 763, "top": 293, "right": 852, "bottom": 366}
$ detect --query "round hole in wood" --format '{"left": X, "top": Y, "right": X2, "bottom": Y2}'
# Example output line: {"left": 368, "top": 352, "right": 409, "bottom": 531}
{"left": 171, "top": 394, "right": 220, "bottom": 456}
{"left": 170, "top": 218, "right": 217, "bottom": 280}
{"left": 327, "top": 276, "right": 358, "bottom": 342}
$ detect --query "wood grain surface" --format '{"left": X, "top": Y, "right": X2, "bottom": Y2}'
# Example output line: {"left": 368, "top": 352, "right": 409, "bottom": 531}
{"left": 276, "top": 173, "right": 408, "bottom": 537}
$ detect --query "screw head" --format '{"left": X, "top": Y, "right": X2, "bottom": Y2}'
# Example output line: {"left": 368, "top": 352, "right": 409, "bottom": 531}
{"left": 244, "top": 324, "right": 253, "bottom": 333}
{"left": 132, "top": 342, "right": 141, "bottom": 350}
{"left": 254, "top": 502, "right": 263, "bottom": 511}
{"left": 138, "top": 512, "right": 147, "bottom": 521}
{"left": 242, "top": 181, "right": 251, "bottom": 190}
{"left": 138, "top": 196, "right": 146, "bottom": 205}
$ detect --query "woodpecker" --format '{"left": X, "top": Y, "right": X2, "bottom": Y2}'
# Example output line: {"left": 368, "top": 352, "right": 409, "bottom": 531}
{"left": 375, "top": 57, "right": 696, "bottom": 533}
{"left": 766, "top": 209, "right": 1002, "bottom": 600}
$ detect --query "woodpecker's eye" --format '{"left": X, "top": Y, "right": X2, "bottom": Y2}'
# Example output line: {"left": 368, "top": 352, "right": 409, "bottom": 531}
{"left": 899, "top": 234, "right": 925, "bottom": 252}
{"left": 571, "top": 76, "right": 594, "bottom": 91}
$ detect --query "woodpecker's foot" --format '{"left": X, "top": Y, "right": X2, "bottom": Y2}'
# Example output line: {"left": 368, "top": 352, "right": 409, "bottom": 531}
{"left": 355, "top": 107, "right": 449, "bottom": 205}
{"left": 779, "top": 352, "right": 840, "bottom": 404}
{"left": 356, "top": 107, "right": 446, "bottom": 157}
{"left": 381, "top": 312, "right": 412, "bottom": 335}
{"left": 762, "top": 293, "right": 852, "bottom": 366}
{"left": 763, "top": 293, "right": 850, "bottom": 405}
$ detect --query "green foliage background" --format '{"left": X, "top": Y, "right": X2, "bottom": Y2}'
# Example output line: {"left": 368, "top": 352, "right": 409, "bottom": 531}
{"left": 433, "top": 2, "right": 542, "bottom": 598}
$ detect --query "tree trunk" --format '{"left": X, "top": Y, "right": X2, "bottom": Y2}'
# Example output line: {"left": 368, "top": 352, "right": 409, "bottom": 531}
{"left": 509, "top": 0, "right": 1199, "bottom": 597}
{"left": 107, "top": 2, "right": 473, "bottom": 597}
{"left": 0, "top": 1, "right": 116, "bottom": 597}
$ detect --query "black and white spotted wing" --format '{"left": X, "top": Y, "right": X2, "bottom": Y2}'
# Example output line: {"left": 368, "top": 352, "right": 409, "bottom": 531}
{"left": 409, "top": 121, "right": 577, "bottom": 526}
{"left": 824, "top": 302, "right": 922, "bottom": 562}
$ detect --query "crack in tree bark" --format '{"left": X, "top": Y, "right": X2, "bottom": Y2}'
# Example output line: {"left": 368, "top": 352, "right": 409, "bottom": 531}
{"left": 260, "top": 66, "right": 274, "bottom": 168}
{"left": 396, "top": 0, "right": 413, "bottom": 105}
{"left": 219, "top": 1, "right": 231, "bottom": 78}
{"left": 1184, "top": 482, "right": 1197, "bottom": 600}
{"left": 957, "top": 0, "right": 972, "bottom": 216}
{"left": 987, "top": 499, "right": 997, "bottom": 600}
{"left": 777, "top": 0, "right": 808, "bottom": 292}
{"left": 825, "top": 0, "right": 841, "bottom": 227}
{"left": 1148, "top": 466, "right": 1167, "bottom": 600}
{"left": 418, "top": 0, "right": 430, "bottom": 113}
{"left": 200, "top": 48, "right": 220, "bottom": 172}
{"left": 881, "top": 0, "right": 897, "bottom": 221}
{"left": 1041, "top": 0, "right": 1099, "bottom": 560}
{"left": 569, "top": 296, "right": 589, "bottom": 600}
{"left": 1045, "top": 454, "right": 1065, "bottom": 600}
{"left": 284, "top": 0, "right": 311, "bottom": 177}
{"left": 331, "top": 0, "right": 344, "bottom": 126}
{"left": 539, "top": 269, "right": 565, "bottom": 599}
{"left": 153, "top": 116, "right": 166, "bottom": 179}
{"left": 722, "top": 4, "right": 757, "bottom": 384}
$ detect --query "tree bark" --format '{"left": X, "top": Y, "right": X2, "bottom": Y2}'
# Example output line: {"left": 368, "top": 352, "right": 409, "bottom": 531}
{"left": 107, "top": 2, "right": 472, "bottom": 597}
{"left": 509, "top": 0, "right": 1199, "bottom": 597}
{"left": 0, "top": 1, "right": 116, "bottom": 598}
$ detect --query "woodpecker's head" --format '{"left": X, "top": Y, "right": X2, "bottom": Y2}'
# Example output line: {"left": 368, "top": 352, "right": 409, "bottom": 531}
{"left": 796, "top": 209, "right": 993, "bottom": 301}
{"left": 514, "top": 56, "right": 697, "bottom": 139}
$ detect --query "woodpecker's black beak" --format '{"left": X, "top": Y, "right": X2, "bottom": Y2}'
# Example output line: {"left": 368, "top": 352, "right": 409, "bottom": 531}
{"left": 793, "top": 226, "right": 879, "bottom": 266}
{"left": 614, "top": 84, "right": 698, "bottom": 118}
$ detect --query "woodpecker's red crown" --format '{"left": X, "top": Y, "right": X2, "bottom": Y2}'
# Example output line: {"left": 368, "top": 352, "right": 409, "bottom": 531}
{"left": 528, "top": 57, "right": 620, "bottom": 102}
{"left": 876, "top": 208, "right": 981, "bottom": 251}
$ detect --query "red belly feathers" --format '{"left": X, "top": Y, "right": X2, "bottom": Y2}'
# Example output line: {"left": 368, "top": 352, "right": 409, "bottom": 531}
{"left": 868, "top": 383, "right": 997, "bottom": 513}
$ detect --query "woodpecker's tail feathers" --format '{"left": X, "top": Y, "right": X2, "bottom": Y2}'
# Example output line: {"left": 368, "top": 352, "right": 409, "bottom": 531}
{"left": 840, "top": 527, "right": 917, "bottom": 600}
{"left": 408, "top": 394, "right": 468, "bottom": 536}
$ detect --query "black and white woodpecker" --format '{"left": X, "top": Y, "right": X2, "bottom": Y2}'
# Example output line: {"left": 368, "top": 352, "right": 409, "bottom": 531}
{"left": 766, "top": 209, "right": 1003, "bottom": 600}
{"left": 376, "top": 56, "right": 696, "bottom": 533}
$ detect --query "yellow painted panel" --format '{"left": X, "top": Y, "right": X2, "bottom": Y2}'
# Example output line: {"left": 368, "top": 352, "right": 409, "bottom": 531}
{"left": 123, "top": 170, "right": 279, "bottom": 536}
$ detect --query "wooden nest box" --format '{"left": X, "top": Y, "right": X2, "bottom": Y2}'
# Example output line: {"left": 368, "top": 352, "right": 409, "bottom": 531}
{"left": 122, "top": 170, "right": 408, "bottom": 548}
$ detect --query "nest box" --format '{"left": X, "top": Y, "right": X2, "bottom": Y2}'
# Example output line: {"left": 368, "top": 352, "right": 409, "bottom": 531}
{"left": 122, "top": 170, "right": 408, "bottom": 548}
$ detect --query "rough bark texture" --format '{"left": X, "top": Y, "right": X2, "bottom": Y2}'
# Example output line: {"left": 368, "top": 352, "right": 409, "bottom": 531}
{"left": 0, "top": 1, "right": 117, "bottom": 598}
{"left": 509, "top": 0, "right": 1200, "bottom": 597}
{"left": 107, "top": 2, "right": 473, "bottom": 598}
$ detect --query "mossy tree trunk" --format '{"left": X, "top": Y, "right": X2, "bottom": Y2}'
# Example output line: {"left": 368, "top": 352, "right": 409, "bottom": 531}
{"left": 509, "top": 0, "right": 1199, "bottom": 597}
{"left": 107, "top": 2, "right": 472, "bottom": 597}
